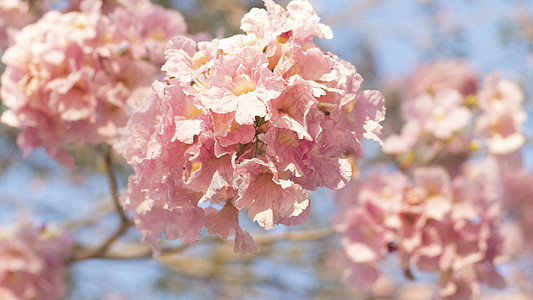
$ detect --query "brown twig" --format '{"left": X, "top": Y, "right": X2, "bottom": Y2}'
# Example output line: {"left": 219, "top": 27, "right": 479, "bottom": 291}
{"left": 69, "top": 220, "right": 133, "bottom": 263}
{"left": 88, "top": 227, "right": 337, "bottom": 261}
{"left": 68, "top": 145, "right": 132, "bottom": 263}
{"left": 254, "top": 227, "right": 336, "bottom": 246}
{"left": 100, "top": 145, "right": 128, "bottom": 223}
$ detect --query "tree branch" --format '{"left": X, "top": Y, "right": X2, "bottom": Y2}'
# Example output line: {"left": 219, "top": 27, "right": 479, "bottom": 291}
{"left": 87, "top": 227, "right": 337, "bottom": 261}
{"left": 68, "top": 145, "right": 132, "bottom": 263}
{"left": 100, "top": 145, "right": 128, "bottom": 223}
{"left": 69, "top": 220, "right": 133, "bottom": 263}
{"left": 254, "top": 227, "right": 336, "bottom": 246}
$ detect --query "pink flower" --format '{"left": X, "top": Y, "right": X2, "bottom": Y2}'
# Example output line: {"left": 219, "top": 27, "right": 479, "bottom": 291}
{"left": 338, "top": 208, "right": 387, "bottom": 265}
{"left": 200, "top": 46, "right": 284, "bottom": 125}
{"left": 0, "top": 0, "right": 38, "bottom": 51}
{"left": 0, "top": 220, "right": 73, "bottom": 300}
{"left": 0, "top": 0, "right": 187, "bottom": 167}
{"left": 383, "top": 60, "right": 486, "bottom": 171}
{"left": 476, "top": 73, "right": 527, "bottom": 155}
{"left": 333, "top": 172, "right": 410, "bottom": 290}
{"left": 383, "top": 120, "right": 421, "bottom": 154}
{"left": 334, "top": 160, "right": 505, "bottom": 298}
{"left": 234, "top": 159, "right": 310, "bottom": 229}
{"left": 384, "top": 79, "right": 473, "bottom": 165}
{"left": 409, "top": 59, "right": 479, "bottom": 97}
{"left": 118, "top": 0, "right": 385, "bottom": 255}
{"left": 402, "top": 89, "right": 472, "bottom": 140}
{"left": 106, "top": 0, "right": 187, "bottom": 65}
{"left": 240, "top": 0, "right": 333, "bottom": 45}
{"left": 503, "top": 170, "right": 533, "bottom": 243}
{"left": 413, "top": 167, "right": 452, "bottom": 221}
{"left": 342, "top": 260, "right": 381, "bottom": 293}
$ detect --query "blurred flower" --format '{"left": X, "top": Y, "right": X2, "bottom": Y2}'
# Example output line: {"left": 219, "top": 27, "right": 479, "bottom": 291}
{"left": 384, "top": 60, "right": 478, "bottom": 171}
{"left": 503, "top": 170, "right": 533, "bottom": 244}
{"left": 0, "top": 220, "right": 73, "bottom": 300}
{"left": 334, "top": 159, "right": 505, "bottom": 299}
{"left": 476, "top": 73, "right": 527, "bottom": 155}
{"left": 408, "top": 60, "right": 479, "bottom": 97}
{"left": 0, "top": 0, "right": 38, "bottom": 51}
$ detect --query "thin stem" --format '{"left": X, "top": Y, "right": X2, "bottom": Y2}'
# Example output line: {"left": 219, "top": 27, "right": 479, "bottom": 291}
{"left": 100, "top": 145, "right": 128, "bottom": 223}
{"left": 88, "top": 227, "right": 336, "bottom": 260}
{"left": 68, "top": 145, "right": 131, "bottom": 263}
{"left": 69, "top": 220, "right": 132, "bottom": 263}
{"left": 254, "top": 227, "right": 335, "bottom": 246}
{"left": 0, "top": 147, "right": 19, "bottom": 179}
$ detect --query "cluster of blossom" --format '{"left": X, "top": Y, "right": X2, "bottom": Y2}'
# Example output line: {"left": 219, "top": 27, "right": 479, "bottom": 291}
{"left": 475, "top": 73, "right": 527, "bottom": 155}
{"left": 116, "top": 0, "right": 385, "bottom": 255}
{"left": 330, "top": 59, "right": 530, "bottom": 298}
{"left": 334, "top": 160, "right": 505, "bottom": 299}
{"left": 0, "top": 0, "right": 187, "bottom": 167}
{"left": 0, "top": 0, "right": 43, "bottom": 51}
{"left": 0, "top": 220, "right": 73, "bottom": 300}
{"left": 384, "top": 60, "right": 527, "bottom": 169}
{"left": 503, "top": 170, "right": 533, "bottom": 249}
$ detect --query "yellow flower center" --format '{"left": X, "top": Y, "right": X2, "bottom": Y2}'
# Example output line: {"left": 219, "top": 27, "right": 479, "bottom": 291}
{"left": 233, "top": 74, "right": 257, "bottom": 96}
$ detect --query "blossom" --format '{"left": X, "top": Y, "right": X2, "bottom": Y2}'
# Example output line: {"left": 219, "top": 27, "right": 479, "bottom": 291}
{"left": 0, "top": 220, "right": 73, "bottom": 300}
{"left": 503, "top": 170, "right": 533, "bottom": 244}
{"left": 404, "top": 89, "right": 472, "bottom": 140}
{"left": 334, "top": 160, "right": 504, "bottom": 299}
{"left": 0, "top": 0, "right": 38, "bottom": 51}
{"left": 117, "top": 0, "right": 385, "bottom": 255}
{"left": 198, "top": 46, "right": 284, "bottom": 125}
{"left": 382, "top": 120, "right": 421, "bottom": 154}
{"left": 0, "top": 0, "right": 187, "bottom": 167}
{"left": 105, "top": 0, "right": 187, "bottom": 65}
{"left": 476, "top": 73, "right": 527, "bottom": 155}
{"left": 383, "top": 63, "right": 527, "bottom": 178}
{"left": 408, "top": 59, "right": 479, "bottom": 97}
{"left": 384, "top": 62, "right": 475, "bottom": 163}
{"left": 383, "top": 88, "right": 473, "bottom": 174}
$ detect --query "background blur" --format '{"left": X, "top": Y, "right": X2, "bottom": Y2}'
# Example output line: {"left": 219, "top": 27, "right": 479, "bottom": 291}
{"left": 1, "top": 0, "right": 532, "bottom": 299}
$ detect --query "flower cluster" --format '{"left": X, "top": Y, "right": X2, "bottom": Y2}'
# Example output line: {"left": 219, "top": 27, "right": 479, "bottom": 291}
{"left": 503, "top": 170, "right": 533, "bottom": 247}
{"left": 0, "top": 220, "right": 73, "bottom": 300}
{"left": 384, "top": 60, "right": 477, "bottom": 159}
{"left": 334, "top": 160, "right": 505, "bottom": 299}
{"left": 117, "top": 0, "right": 385, "bottom": 255}
{"left": 0, "top": 0, "right": 39, "bottom": 51}
{"left": 407, "top": 60, "right": 479, "bottom": 98}
{"left": 0, "top": 0, "right": 187, "bottom": 167}
{"left": 384, "top": 61, "right": 527, "bottom": 170}
{"left": 475, "top": 73, "right": 527, "bottom": 155}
